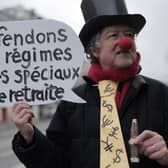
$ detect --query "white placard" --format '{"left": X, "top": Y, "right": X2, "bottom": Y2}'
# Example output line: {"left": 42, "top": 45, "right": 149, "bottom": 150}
{"left": 0, "top": 19, "right": 85, "bottom": 107}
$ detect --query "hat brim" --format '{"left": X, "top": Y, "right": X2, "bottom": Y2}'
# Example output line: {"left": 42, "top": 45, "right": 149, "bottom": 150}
{"left": 79, "top": 14, "right": 146, "bottom": 48}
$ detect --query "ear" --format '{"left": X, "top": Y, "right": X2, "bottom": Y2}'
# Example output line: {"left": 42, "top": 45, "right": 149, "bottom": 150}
{"left": 91, "top": 47, "right": 100, "bottom": 58}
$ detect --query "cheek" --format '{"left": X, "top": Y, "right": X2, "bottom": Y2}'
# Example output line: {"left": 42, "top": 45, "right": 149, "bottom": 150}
{"left": 99, "top": 52, "right": 115, "bottom": 66}
{"left": 97, "top": 42, "right": 116, "bottom": 63}
{"left": 99, "top": 49, "right": 112, "bottom": 59}
{"left": 99, "top": 44, "right": 115, "bottom": 57}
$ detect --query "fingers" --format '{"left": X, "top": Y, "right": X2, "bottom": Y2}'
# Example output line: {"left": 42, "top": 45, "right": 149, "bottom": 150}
{"left": 13, "top": 101, "right": 32, "bottom": 114}
{"left": 134, "top": 130, "right": 168, "bottom": 162}
{"left": 134, "top": 130, "right": 157, "bottom": 144}
{"left": 12, "top": 101, "right": 34, "bottom": 128}
{"left": 136, "top": 131, "right": 162, "bottom": 153}
{"left": 143, "top": 141, "right": 165, "bottom": 158}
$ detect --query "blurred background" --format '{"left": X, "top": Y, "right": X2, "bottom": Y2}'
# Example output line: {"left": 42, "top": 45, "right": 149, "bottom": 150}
{"left": 0, "top": 0, "right": 167, "bottom": 167}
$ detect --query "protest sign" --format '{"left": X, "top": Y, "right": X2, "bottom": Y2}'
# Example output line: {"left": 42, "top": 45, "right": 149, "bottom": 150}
{"left": 0, "top": 19, "right": 85, "bottom": 107}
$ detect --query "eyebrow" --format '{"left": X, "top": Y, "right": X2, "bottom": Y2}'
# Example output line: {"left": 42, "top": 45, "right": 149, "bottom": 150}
{"left": 103, "top": 28, "right": 136, "bottom": 36}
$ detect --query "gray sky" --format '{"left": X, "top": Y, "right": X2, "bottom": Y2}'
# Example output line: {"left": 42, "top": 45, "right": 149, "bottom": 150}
{"left": 0, "top": 0, "right": 168, "bottom": 83}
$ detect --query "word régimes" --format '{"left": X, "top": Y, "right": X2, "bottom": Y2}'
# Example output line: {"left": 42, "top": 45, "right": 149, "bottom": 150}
{"left": 0, "top": 26, "right": 72, "bottom": 68}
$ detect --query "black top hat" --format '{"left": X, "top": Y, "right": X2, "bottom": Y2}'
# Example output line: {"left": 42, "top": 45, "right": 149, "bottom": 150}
{"left": 79, "top": 0, "right": 146, "bottom": 49}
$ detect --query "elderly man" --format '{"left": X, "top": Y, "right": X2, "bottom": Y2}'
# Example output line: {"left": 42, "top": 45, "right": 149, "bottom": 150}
{"left": 12, "top": 0, "right": 168, "bottom": 168}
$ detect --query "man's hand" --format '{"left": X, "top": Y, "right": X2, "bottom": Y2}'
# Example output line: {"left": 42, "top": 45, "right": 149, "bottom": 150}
{"left": 12, "top": 102, "right": 35, "bottom": 144}
{"left": 134, "top": 130, "right": 168, "bottom": 166}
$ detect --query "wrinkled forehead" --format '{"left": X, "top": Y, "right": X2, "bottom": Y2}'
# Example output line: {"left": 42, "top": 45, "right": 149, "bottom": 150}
{"left": 100, "top": 25, "right": 135, "bottom": 35}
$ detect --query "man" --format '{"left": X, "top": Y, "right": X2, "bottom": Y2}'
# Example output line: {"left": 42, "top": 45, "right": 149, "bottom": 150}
{"left": 12, "top": 0, "right": 168, "bottom": 167}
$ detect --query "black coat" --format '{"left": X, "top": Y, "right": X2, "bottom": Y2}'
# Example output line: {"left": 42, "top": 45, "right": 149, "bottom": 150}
{"left": 12, "top": 75, "right": 168, "bottom": 168}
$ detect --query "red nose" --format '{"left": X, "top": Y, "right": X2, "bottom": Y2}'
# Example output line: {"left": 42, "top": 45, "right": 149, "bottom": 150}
{"left": 119, "top": 37, "right": 133, "bottom": 51}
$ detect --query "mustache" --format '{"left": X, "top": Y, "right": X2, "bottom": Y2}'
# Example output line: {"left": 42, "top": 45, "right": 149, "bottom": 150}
{"left": 115, "top": 50, "right": 130, "bottom": 54}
